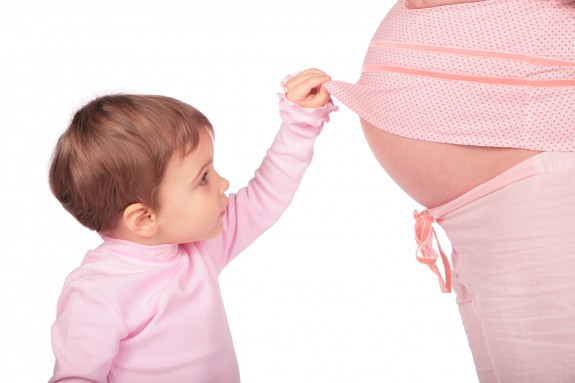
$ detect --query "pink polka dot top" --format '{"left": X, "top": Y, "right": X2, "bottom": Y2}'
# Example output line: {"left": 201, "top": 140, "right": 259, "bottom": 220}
{"left": 325, "top": 0, "right": 575, "bottom": 151}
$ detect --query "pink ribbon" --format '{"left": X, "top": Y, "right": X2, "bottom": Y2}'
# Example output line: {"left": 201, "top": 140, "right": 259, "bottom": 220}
{"left": 413, "top": 210, "right": 452, "bottom": 293}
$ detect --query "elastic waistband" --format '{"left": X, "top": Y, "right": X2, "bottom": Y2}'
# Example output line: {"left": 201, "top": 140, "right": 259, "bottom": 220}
{"left": 429, "top": 151, "right": 575, "bottom": 219}
{"left": 413, "top": 151, "right": 575, "bottom": 293}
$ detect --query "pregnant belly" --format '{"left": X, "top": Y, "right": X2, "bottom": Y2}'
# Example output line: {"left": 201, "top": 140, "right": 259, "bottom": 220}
{"left": 361, "top": 119, "right": 541, "bottom": 208}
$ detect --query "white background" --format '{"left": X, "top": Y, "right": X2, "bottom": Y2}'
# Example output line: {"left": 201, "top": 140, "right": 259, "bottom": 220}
{"left": 1, "top": 0, "right": 477, "bottom": 381}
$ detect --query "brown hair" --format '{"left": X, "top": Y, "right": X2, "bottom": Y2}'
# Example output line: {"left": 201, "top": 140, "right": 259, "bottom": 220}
{"left": 49, "top": 94, "right": 213, "bottom": 232}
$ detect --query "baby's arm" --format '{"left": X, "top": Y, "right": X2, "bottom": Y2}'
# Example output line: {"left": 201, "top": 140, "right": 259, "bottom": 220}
{"left": 200, "top": 69, "right": 336, "bottom": 270}
{"left": 406, "top": 0, "right": 486, "bottom": 8}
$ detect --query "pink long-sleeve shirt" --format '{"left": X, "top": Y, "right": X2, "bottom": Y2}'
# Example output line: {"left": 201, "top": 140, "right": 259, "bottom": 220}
{"left": 49, "top": 94, "right": 336, "bottom": 383}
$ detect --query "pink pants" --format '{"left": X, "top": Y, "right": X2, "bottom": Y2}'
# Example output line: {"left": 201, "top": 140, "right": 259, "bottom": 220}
{"left": 417, "top": 152, "right": 575, "bottom": 383}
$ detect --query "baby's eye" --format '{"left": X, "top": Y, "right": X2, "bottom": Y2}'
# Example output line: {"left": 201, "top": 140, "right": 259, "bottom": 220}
{"left": 200, "top": 172, "right": 209, "bottom": 185}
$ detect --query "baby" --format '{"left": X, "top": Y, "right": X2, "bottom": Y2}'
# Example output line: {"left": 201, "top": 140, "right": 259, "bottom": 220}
{"left": 48, "top": 69, "right": 335, "bottom": 382}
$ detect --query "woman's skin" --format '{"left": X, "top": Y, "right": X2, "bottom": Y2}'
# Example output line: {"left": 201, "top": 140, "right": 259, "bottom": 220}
{"left": 361, "top": 119, "right": 541, "bottom": 208}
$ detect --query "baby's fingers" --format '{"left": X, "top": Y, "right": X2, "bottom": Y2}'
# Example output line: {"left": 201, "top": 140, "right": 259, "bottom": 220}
{"left": 285, "top": 68, "right": 329, "bottom": 92}
{"left": 285, "top": 68, "right": 331, "bottom": 108}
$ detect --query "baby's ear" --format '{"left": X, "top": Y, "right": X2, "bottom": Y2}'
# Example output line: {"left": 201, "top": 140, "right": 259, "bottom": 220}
{"left": 122, "top": 203, "right": 159, "bottom": 238}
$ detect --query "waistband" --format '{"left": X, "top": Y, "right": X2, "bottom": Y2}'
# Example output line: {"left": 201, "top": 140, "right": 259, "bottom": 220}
{"left": 413, "top": 151, "right": 575, "bottom": 293}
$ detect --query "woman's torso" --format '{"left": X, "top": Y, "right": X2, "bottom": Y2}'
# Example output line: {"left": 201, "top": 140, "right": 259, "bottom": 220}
{"left": 355, "top": 0, "right": 573, "bottom": 208}
{"left": 361, "top": 119, "right": 540, "bottom": 208}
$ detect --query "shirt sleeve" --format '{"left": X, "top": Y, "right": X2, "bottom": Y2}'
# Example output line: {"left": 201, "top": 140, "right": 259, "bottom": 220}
{"left": 199, "top": 93, "right": 337, "bottom": 271}
{"left": 49, "top": 280, "right": 128, "bottom": 383}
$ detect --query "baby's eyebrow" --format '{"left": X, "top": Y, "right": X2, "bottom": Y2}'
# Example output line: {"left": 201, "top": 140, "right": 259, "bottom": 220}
{"left": 192, "top": 159, "right": 213, "bottom": 183}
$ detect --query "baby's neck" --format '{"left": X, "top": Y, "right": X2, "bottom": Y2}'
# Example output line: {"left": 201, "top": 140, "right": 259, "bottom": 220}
{"left": 102, "top": 223, "right": 166, "bottom": 246}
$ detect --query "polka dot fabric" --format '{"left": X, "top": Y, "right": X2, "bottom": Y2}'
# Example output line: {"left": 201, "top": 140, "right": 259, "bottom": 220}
{"left": 325, "top": 0, "right": 575, "bottom": 151}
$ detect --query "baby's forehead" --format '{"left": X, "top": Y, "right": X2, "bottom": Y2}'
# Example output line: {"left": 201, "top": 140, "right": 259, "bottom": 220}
{"left": 172, "top": 130, "right": 214, "bottom": 164}
{"left": 181, "top": 128, "right": 213, "bottom": 151}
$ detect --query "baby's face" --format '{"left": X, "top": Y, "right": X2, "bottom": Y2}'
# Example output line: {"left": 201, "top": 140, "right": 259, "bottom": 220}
{"left": 155, "top": 131, "right": 230, "bottom": 244}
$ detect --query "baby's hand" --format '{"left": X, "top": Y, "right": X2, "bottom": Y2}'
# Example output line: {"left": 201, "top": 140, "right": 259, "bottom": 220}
{"left": 406, "top": 0, "right": 486, "bottom": 8}
{"left": 285, "top": 68, "right": 331, "bottom": 109}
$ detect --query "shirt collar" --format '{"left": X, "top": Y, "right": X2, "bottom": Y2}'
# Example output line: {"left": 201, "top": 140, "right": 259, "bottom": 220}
{"left": 98, "top": 235, "right": 181, "bottom": 262}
